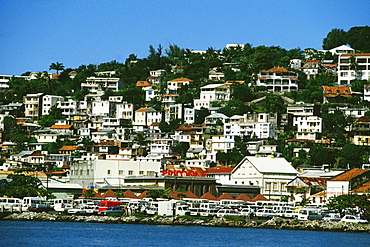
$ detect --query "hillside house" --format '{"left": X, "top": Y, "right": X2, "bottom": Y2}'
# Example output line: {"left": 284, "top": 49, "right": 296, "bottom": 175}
{"left": 257, "top": 67, "right": 298, "bottom": 93}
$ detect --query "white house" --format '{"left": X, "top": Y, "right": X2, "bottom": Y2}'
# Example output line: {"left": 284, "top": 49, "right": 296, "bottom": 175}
{"left": 133, "top": 107, "right": 162, "bottom": 127}
{"left": 257, "top": 67, "right": 298, "bottom": 93}
{"left": 231, "top": 156, "right": 299, "bottom": 200}
{"left": 194, "top": 84, "right": 230, "bottom": 110}
{"left": 81, "top": 76, "right": 123, "bottom": 93}
{"left": 116, "top": 101, "right": 134, "bottom": 120}
{"left": 167, "top": 78, "right": 193, "bottom": 91}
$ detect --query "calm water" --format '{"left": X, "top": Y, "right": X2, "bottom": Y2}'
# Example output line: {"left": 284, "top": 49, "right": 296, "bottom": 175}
{"left": 0, "top": 221, "right": 369, "bottom": 247}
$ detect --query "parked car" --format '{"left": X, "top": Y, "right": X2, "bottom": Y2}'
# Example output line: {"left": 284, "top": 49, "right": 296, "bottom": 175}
{"left": 255, "top": 209, "right": 278, "bottom": 218}
{"left": 282, "top": 210, "right": 298, "bottom": 218}
{"left": 322, "top": 213, "right": 341, "bottom": 222}
{"left": 340, "top": 215, "right": 368, "bottom": 224}
{"left": 216, "top": 209, "right": 242, "bottom": 217}
{"left": 297, "top": 208, "right": 322, "bottom": 221}
{"left": 240, "top": 208, "right": 254, "bottom": 216}
{"left": 100, "top": 205, "right": 125, "bottom": 216}
{"left": 67, "top": 206, "right": 87, "bottom": 215}
{"left": 189, "top": 208, "right": 201, "bottom": 216}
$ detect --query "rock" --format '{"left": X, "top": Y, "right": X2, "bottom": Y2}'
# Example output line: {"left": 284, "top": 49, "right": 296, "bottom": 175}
{"left": 2, "top": 212, "right": 370, "bottom": 233}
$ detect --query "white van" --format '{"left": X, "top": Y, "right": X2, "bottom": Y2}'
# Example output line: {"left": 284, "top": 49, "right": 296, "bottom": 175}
{"left": 297, "top": 208, "right": 322, "bottom": 220}
{"left": 0, "top": 197, "right": 22, "bottom": 212}
{"left": 22, "top": 197, "right": 51, "bottom": 212}
{"left": 52, "top": 198, "right": 74, "bottom": 212}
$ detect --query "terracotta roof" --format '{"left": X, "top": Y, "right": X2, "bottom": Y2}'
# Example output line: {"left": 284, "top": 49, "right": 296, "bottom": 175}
{"left": 101, "top": 189, "right": 116, "bottom": 198}
{"left": 206, "top": 167, "right": 234, "bottom": 174}
{"left": 50, "top": 125, "right": 73, "bottom": 129}
{"left": 251, "top": 194, "right": 269, "bottom": 202}
{"left": 354, "top": 116, "right": 370, "bottom": 123}
{"left": 138, "top": 190, "right": 148, "bottom": 199}
{"left": 310, "top": 191, "right": 326, "bottom": 197}
{"left": 217, "top": 193, "right": 234, "bottom": 200}
{"left": 340, "top": 53, "right": 370, "bottom": 57}
{"left": 170, "top": 191, "right": 198, "bottom": 200}
{"left": 136, "top": 107, "right": 150, "bottom": 112}
{"left": 199, "top": 192, "right": 217, "bottom": 200}
{"left": 306, "top": 60, "right": 321, "bottom": 63}
{"left": 300, "top": 177, "right": 327, "bottom": 186}
{"left": 330, "top": 168, "right": 369, "bottom": 181}
{"left": 263, "top": 67, "right": 291, "bottom": 73}
{"left": 352, "top": 181, "right": 370, "bottom": 192}
{"left": 322, "top": 86, "right": 352, "bottom": 96}
{"left": 170, "top": 78, "right": 193, "bottom": 82}
{"left": 136, "top": 81, "right": 152, "bottom": 87}
{"left": 59, "top": 145, "right": 79, "bottom": 151}
{"left": 123, "top": 189, "right": 138, "bottom": 199}
{"left": 234, "top": 193, "right": 252, "bottom": 202}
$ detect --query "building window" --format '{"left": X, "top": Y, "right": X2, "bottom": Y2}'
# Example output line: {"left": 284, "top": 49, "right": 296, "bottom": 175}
{"left": 107, "top": 169, "right": 111, "bottom": 175}
{"left": 128, "top": 170, "right": 133, "bottom": 175}
{"left": 119, "top": 170, "right": 124, "bottom": 175}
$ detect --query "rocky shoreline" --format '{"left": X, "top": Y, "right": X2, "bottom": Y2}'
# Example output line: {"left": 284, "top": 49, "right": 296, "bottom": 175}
{"left": 2, "top": 212, "right": 370, "bottom": 233}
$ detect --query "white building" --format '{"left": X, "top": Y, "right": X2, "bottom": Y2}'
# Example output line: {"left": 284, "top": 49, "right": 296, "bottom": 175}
{"left": 70, "top": 157, "right": 162, "bottom": 188}
{"left": 116, "top": 102, "right": 134, "bottom": 120}
{"left": 294, "top": 116, "right": 322, "bottom": 140}
{"left": 24, "top": 93, "right": 43, "bottom": 118}
{"left": 326, "top": 169, "right": 369, "bottom": 200}
{"left": 81, "top": 76, "right": 123, "bottom": 93}
{"left": 167, "top": 78, "right": 193, "bottom": 91}
{"left": 337, "top": 53, "right": 370, "bottom": 84}
{"left": 231, "top": 156, "right": 299, "bottom": 200}
{"left": 257, "top": 67, "right": 298, "bottom": 93}
{"left": 133, "top": 107, "right": 162, "bottom": 127}
{"left": 194, "top": 84, "right": 230, "bottom": 110}
{"left": 206, "top": 135, "right": 235, "bottom": 154}
{"left": 42, "top": 95, "right": 64, "bottom": 116}
{"left": 329, "top": 45, "right": 355, "bottom": 56}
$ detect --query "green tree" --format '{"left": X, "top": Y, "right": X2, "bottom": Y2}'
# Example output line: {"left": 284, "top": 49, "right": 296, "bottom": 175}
{"left": 114, "top": 190, "right": 125, "bottom": 200}
{"left": 49, "top": 62, "right": 65, "bottom": 78}
{"left": 82, "top": 189, "right": 96, "bottom": 198}
{"left": 328, "top": 194, "right": 370, "bottom": 219}
{"left": 146, "top": 188, "right": 173, "bottom": 200}
{"left": 340, "top": 143, "right": 366, "bottom": 168}
{"left": 264, "top": 93, "right": 286, "bottom": 114}
{"left": 0, "top": 174, "right": 52, "bottom": 198}
{"left": 322, "top": 28, "right": 348, "bottom": 50}
{"left": 347, "top": 26, "right": 370, "bottom": 52}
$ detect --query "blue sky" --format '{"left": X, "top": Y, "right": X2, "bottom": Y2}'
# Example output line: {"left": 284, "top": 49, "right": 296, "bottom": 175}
{"left": 1, "top": 0, "right": 369, "bottom": 75}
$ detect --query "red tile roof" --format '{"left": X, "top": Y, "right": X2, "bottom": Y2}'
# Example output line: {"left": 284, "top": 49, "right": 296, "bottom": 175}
{"left": 217, "top": 193, "right": 234, "bottom": 200}
{"left": 300, "top": 177, "right": 327, "bottom": 186}
{"left": 322, "top": 86, "right": 352, "bottom": 97}
{"left": 206, "top": 167, "right": 234, "bottom": 174}
{"left": 124, "top": 190, "right": 138, "bottom": 199}
{"left": 136, "top": 107, "right": 150, "bottom": 112}
{"left": 59, "top": 145, "right": 79, "bottom": 151}
{"left": 352, "top": 181, "right": 370, "bottom": 192}
{"left": 170, "top": 78, "right": 193, "bottom": 82}
{"left": 330, "top": 168, "right": 369, "bottom": 181}
{"left": 354, "top": 116, "right": 370, "bottom": 123}
{"left": 263, "top": 67, "right": 291, "bottom": 73}
{"left": 199, "top": 192, "right": 217, "bottom": 200}
{"left": 170, "top": 191, "right": 198, "bottom": 200}
{"left": 136, "top": 81, "right": 152, "bottom": 87}
{"left": 340, "top": 53, "right": 370, "bottom": 57}
{"left": 138, "top": 190, "right": 148, "bottom": 199}
{"left": 234, "top": 193, "right": 252, "bottom": 202}
{"left": 251, "top": 194, "right": 269, "bottom": 202}
{"left": 50, "top": 125, "right": 73, "bottom": 129}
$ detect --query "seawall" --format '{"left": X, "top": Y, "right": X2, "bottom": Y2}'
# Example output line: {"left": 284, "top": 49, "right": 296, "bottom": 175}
{"left": 2, "top": 212, "right": 370, "bottom": 233}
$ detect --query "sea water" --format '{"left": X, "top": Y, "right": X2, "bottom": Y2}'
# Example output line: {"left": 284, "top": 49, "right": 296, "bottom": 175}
{"left": 0, "top": 221, "right": 369, "bottom": 247}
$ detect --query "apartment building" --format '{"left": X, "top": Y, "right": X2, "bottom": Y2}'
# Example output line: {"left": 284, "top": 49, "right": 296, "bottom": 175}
{"left": 337, "top": 53, "right": 370, "bottom": 84}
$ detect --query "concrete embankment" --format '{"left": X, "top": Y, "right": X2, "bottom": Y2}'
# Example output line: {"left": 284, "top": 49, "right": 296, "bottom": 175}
{"left": 2, "top": 212, "right": 370, "bottom": 233}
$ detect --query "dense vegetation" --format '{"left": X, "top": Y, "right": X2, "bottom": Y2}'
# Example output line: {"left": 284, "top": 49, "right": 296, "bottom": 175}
{"left": 2, "top": 26, "right": 370, "bottom": 169}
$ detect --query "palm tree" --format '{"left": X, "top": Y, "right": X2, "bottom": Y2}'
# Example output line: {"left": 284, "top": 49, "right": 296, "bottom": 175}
{"left": 49, "top": 62, "right": 65, "bottom": 79}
